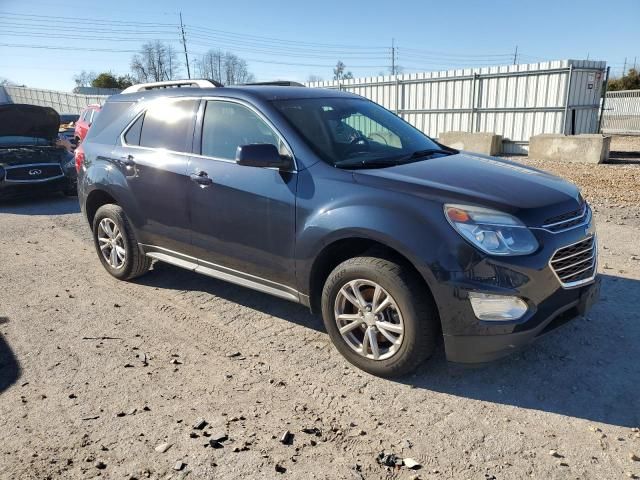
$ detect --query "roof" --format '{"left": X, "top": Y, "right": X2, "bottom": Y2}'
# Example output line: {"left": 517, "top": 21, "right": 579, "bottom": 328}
{"left": 107, "top": 85, "right": 360, "bottom": 103}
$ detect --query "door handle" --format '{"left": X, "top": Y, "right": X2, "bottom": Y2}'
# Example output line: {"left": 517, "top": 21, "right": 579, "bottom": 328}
{"left": 190, "top": 170, "right": 214, "bottom": 186}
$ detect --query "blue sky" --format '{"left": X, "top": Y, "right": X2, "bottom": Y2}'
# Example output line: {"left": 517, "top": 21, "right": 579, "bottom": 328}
{"left": 0, "top": 0, "right": 638, "bottom": 91}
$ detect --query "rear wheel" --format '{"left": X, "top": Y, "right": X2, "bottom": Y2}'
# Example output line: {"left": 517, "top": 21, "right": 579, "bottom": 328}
{"left": 92, "top": 204, "right": 151, "bottom": 280}
{"left": 321, "top": 256, "right": 438, "bottom": 377}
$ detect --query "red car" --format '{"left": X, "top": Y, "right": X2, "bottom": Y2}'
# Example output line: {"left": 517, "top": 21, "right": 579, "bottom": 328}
{"left": 74, "top": 104, "right": 101, "bottom": 144}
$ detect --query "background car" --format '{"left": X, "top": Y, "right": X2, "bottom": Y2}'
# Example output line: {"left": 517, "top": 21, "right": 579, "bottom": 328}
{"left": 0, "top": 104, "right": 77, "bottom": 199}
{"left": 74, "top": 104, "right": 101, "bottom": 144}
{"left": 58, "top": 113, "right": 79, "bottom": 145}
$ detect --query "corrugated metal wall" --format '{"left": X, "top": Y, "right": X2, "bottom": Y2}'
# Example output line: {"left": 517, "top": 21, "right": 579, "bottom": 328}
{"left": 2, "top": 86, "right": 110, "bottom": 114}
{"left": 307, "top": 60, "right": 606, "bottom": 154}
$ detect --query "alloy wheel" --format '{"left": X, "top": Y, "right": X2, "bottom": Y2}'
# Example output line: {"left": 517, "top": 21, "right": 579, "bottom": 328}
{"left": 97, "top": 218, "right": 126, "bottom": 269}
{"left": 334, "top": 279, "right": 404, "bottom": 360}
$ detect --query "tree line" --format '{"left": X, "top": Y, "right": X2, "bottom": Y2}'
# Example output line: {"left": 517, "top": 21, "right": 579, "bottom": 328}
{"left": 73, "top": 40, "right": 256, "bottom": 89}
{"left": 71, "top": 40, "right": 370, "bottom": 90}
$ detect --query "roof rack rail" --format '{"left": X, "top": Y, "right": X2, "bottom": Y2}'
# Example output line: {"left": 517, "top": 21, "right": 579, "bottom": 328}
{"left": 121, "top": 79, "right": 222, "bottom": 94}
{"left": 243, "top": 81, "right": 305, "bottom": 87}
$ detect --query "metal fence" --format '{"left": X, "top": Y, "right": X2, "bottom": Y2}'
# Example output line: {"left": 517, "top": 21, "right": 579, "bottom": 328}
{"left": 1, "top": 86, "right": 110, "bottom": 114}
{"left": 601, "top": 90, "right": 640, "bottom": 134}
{"left": 307, "top": 60, "right": 607, "bottom": 154}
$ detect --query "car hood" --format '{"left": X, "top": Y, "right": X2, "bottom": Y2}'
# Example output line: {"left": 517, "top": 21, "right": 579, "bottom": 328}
{"left": 352, "top": 152, "right": 583, "bottom": 226}
{"left": 0, "top": 104, "right": 61, "bottom": 141}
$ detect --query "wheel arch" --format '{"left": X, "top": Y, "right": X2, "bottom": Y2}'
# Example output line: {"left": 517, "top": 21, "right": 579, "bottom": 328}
{"left": 85, "top": 189, "right": 118, "bottom": 227}
{"left": 306, "top": 235, "right": 439, "bottom": 322}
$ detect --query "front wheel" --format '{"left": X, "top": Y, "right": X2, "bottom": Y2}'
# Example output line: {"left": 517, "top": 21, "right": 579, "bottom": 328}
{"left": 92, "top": 204, "right": 151, "bottom": 280}
{"left": 321, "top": 256, "right": 438, "bottom": 377}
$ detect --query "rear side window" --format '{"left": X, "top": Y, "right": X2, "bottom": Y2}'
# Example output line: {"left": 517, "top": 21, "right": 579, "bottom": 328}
{"left": 85, "top": 102, "right": 132, "bottom": 140}
{"left": 138, "top": 99, "right": 198, "bottom": 153}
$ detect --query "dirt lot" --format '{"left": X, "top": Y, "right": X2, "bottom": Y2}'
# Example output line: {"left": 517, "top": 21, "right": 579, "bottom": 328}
{"left": 1, "top": 158, "right": 640, "bottom": 480}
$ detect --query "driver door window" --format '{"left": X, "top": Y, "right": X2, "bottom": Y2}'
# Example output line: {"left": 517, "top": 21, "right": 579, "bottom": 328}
{"left": 201, "top": 101, "right": 289, "bottom": 160}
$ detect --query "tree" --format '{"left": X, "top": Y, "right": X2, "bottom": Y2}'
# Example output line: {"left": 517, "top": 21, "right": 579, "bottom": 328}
{"left": 74, "top": 70, "right": 97, "bottom": 88}
{"left": 195, "top": 50, "right": 255, "bottom": 86}
{"left": 130, "top": 41, "right": 181, "bottom": 83}
{"left": 608, "top": 68, "right": 640, "bottom": 91}
{"left": 333, "top": 61, "right": 353, "bottom": 81}
{"left": 91, "top": 72, "right": 134, "bottom": 90}
{"left": 307, "top": 74, "right": 323, "bottom": 82}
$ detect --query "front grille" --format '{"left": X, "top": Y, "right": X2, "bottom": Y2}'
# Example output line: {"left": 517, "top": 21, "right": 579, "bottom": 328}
{"left": 4, "top": 164, "right": 64, "bottom": 182}
{"left": 543, "top": 204, "right": 589, "bottom": 232}
{"left": 550, "top": 236, "right": 596, "bottom": 287}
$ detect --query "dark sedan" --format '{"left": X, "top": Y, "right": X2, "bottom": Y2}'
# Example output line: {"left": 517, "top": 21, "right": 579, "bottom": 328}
{"left": 0, "top": 104, "right": 77, "bottom": 200}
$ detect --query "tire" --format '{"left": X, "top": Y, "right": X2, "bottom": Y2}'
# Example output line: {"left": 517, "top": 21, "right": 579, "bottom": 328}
{"left": 92, "top": 204, "right": 151, "bottom": 280}
{"left": 321, "top": 256, "right": 438, "bottom": 377}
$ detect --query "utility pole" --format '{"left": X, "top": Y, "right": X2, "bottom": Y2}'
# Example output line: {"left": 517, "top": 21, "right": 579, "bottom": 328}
{"left": 391, "top": 38, "right": 396, "bottom": 76}
{"left": 179, "top": 12, "right": 191, "bottom": 79}
{"left": 634, "top": 56, "right": 637, "bottom": 70}
{"left": 622, "top": 57, "right": 627, "bottom": 76}
{"left": 513, "top": 45, "right": 518, "bottom": 65}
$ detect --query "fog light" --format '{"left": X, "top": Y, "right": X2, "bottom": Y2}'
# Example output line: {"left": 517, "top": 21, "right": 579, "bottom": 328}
{"left": 468, "top": 292, "right": 528, "bottom": 321}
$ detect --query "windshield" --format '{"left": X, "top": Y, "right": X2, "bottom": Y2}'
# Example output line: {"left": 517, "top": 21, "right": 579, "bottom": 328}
{"left": 272, "top": 97, "right": 452, "bottom": 168}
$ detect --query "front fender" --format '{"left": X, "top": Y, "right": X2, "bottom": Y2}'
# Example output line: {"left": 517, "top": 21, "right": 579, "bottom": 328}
{"left": 295, "top": 191, "right": 473, "bottom": 299}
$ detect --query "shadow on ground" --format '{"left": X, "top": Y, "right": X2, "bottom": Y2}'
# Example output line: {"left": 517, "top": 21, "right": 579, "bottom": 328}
{"left": 608, "top": 150, "right": 640, "bottom": 164}
{"left": 0, "top": 317, "right": 20, "bottom": 395}
{"left": 0, "top": 194, "right": 80, "bottom": 216}
{"left": 137, "top": 261, "right": 324, "bottom": 333}
{"left": 138, "top": 265, "right": 639, "bottom": 427}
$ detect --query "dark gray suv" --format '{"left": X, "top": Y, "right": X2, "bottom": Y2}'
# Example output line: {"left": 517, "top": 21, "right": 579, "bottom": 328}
{"left": 78, "top": 80, "right": 599, "bottom": 377}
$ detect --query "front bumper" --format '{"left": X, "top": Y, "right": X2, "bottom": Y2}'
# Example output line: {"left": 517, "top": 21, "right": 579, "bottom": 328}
{"left": 0, "top": 165, "right": 76, "bottom": 200}
{"left": 425, "top": 214, "right": 599, "bottom": 364}
{"left": 443, "top": 276, "right": 600, "bottom": 363}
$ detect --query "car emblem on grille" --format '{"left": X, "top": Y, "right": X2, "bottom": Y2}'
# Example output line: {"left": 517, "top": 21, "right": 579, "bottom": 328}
{"left": 28, "top": 169, "right": 42, "bottom": 176}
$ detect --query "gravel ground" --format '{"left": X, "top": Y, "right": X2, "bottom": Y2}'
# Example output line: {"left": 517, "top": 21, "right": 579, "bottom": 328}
{"left": 1, "top": 160, "right": 640, "bottom": 479}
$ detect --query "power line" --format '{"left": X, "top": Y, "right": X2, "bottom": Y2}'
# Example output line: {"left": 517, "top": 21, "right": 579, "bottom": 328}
{"left": 0, "top": 11, "right": 176, "bottom": 27}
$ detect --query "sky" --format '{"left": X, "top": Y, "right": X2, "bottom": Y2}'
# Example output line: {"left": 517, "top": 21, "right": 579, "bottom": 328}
{"left": 0, "top": 0, "right": 638, "bottom": 91}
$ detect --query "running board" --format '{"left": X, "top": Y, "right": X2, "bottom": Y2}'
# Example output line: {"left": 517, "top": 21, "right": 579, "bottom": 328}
{"left": 144, "top": 248, "right": 300, "bottom": 303}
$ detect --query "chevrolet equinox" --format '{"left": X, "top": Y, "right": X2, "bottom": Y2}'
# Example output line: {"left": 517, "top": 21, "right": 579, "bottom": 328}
{"left": 77, "top": 79, "right": 600, "bottom": 377}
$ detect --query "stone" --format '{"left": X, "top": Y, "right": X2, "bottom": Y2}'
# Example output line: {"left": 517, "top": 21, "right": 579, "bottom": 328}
{"left": 154, "top": 443, "right": 171, "bottom": 453}
{"left": 280, "top": 431, "right": 293, "bottom": 445}
{"left": 193, "top": 418, "right": 207, "bottom": 430}
{"left": 403, "top": 458, "right": 422, "bottom": 469}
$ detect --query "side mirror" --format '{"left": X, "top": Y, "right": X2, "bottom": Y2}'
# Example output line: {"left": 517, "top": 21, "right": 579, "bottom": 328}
{"left": 235, "top": 144, "right": 291, "bottom": 169}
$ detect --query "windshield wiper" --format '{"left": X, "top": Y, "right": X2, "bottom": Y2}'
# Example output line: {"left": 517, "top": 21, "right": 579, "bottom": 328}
{"left": 334, "top": 157, "right": 401, "bottom": 169}
{"left": 399, "top": 148, "right": 456, "bottom": 161}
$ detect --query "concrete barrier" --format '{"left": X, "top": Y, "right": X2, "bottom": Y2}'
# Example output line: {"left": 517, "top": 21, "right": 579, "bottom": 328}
{"left": 438, "top": 132, "right": 503, "bottom": 156}
{"left": 529, "top": 134, "right": 611, "bottom": 164}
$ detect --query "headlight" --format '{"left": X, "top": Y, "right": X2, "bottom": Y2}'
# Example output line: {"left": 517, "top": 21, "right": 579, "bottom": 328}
{"left": 444, "top": 204, "right": 539, "bottom": 256}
